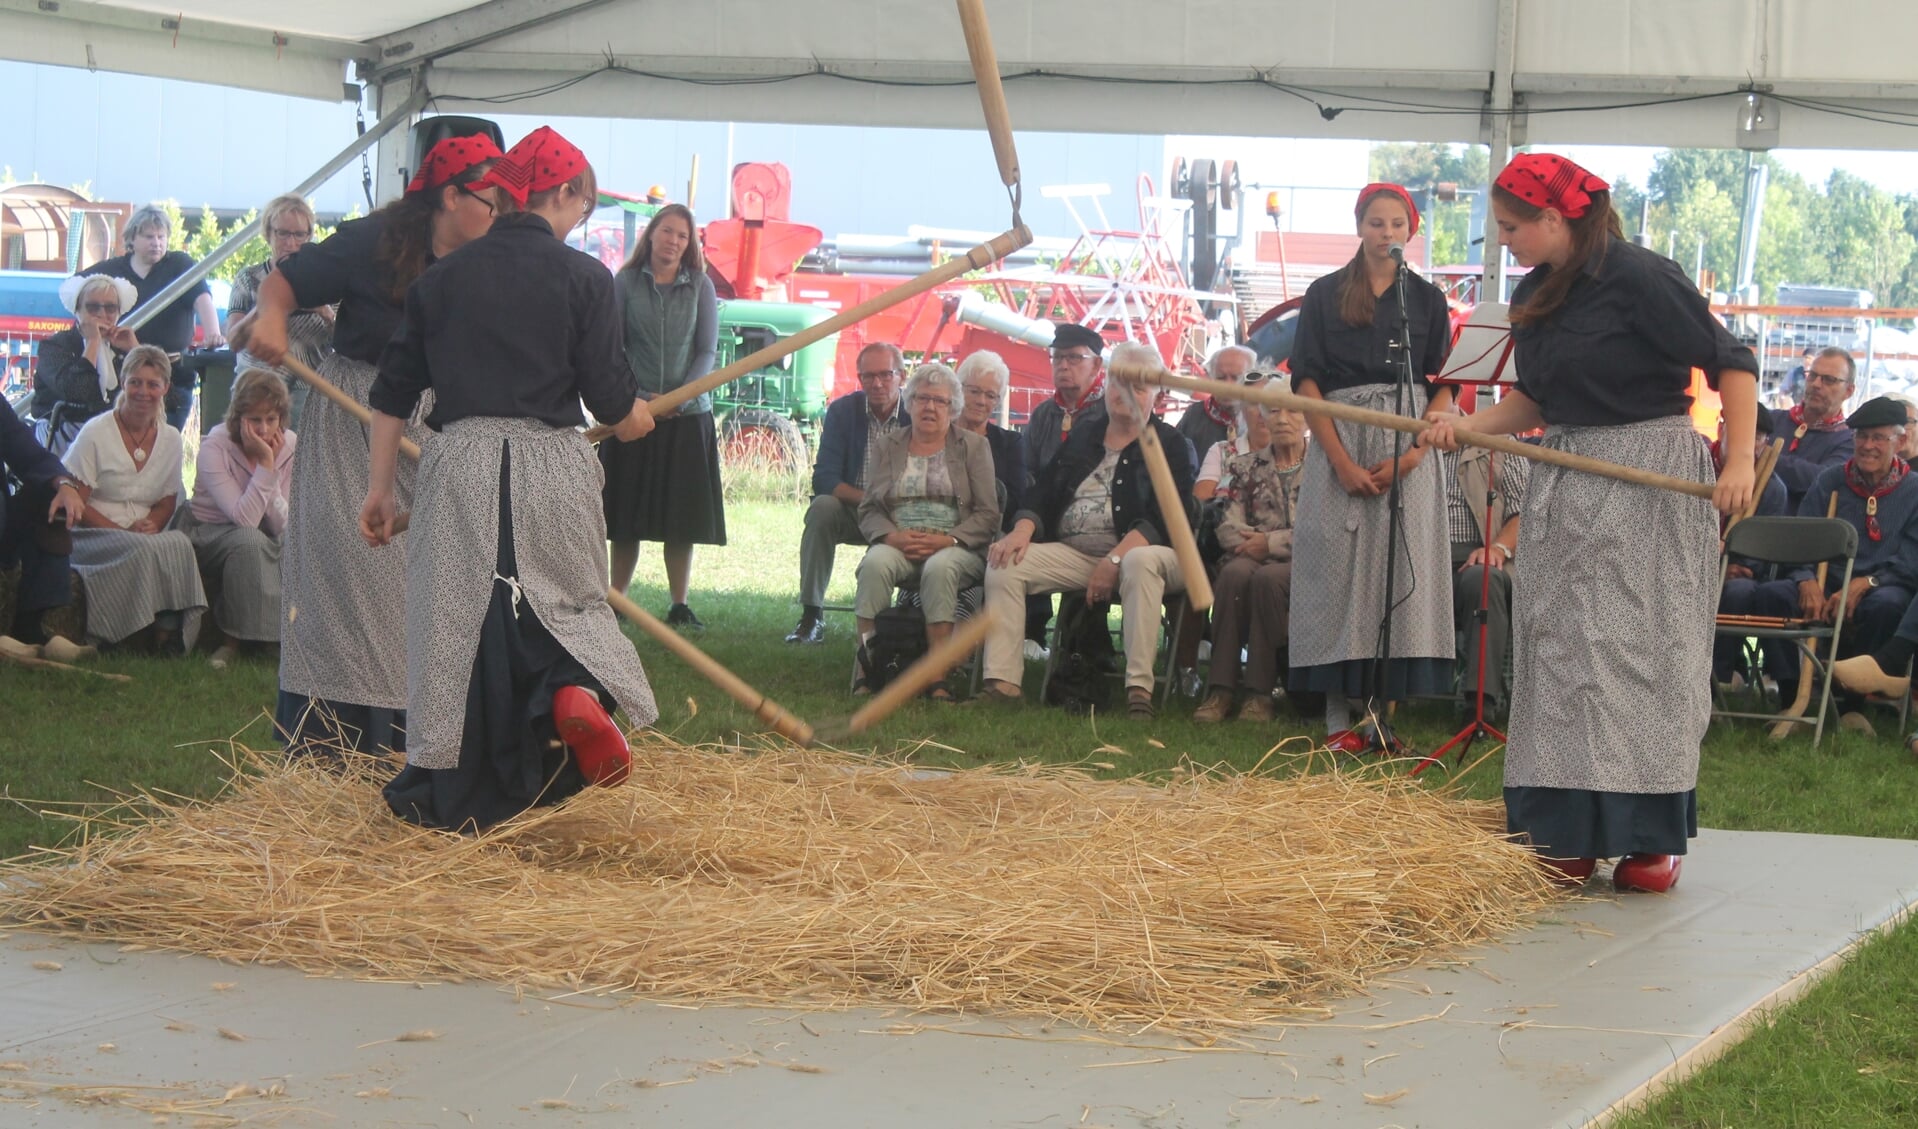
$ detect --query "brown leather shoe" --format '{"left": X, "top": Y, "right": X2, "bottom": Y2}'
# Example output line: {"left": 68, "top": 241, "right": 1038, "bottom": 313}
{"left": 1237, "top": 693, "right": 1276, "bottom": 722}
{"left": 1192, "top": 688, "right": 1234, "bottom": 723}
{"left": 1126, "top": 687, "right": 1155, "bottom": 721}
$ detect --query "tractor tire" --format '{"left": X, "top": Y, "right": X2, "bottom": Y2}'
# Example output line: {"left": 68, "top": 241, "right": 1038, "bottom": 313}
{"left": 721, "top": 408, "right": 810, "bottom": 479}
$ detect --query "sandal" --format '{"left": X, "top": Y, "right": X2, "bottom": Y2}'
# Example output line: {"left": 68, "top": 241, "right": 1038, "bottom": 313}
{"left": 1126, "top": 687, "right": 1155, "bottom": 721}
{"left": 924, "top": 684, "right": 956, "bottom": 703}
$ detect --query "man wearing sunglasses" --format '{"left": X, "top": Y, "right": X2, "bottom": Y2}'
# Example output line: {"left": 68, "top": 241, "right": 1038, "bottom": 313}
{"left": 1767, "top": 346, "right": 1856, "bottom": 514}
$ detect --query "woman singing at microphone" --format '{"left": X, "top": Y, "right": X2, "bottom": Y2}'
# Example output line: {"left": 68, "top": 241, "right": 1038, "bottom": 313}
{"left": 1287, "top": 182, "right": 1456, "bottom": 745}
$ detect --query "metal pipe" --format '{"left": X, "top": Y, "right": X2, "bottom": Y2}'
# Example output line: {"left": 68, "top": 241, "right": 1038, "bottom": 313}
{"left": 122, "top": 83, "right": 430, "bottom": 336}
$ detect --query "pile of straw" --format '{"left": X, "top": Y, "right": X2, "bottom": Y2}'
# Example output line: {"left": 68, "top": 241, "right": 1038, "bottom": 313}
{"left": 0, "top": 739, "right": 1557, "bottom": 1030}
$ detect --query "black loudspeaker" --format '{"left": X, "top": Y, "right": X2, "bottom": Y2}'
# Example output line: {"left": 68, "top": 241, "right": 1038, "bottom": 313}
{"left": 405, "top": 116, "right": 505, "bottom": 178}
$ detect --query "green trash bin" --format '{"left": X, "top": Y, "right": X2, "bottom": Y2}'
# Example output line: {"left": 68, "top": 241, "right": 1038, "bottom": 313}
{"left": 191, "top": 350, "right": 240, "bottom": 437}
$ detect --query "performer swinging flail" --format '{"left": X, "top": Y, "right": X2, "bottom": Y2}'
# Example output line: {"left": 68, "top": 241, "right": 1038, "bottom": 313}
{"left": 1424, "top": 153, "right": 1758, "bottom": 893}
{"left": 359, "top": 127, "right": 658, "bottom": 831}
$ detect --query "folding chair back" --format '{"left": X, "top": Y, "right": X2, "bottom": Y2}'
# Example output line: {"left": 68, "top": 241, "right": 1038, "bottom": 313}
{"left": 1713, "top": 516, "right": 1859, "bottom": 748}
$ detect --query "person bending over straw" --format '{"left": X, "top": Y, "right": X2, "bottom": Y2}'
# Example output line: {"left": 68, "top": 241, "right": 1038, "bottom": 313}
{"left": 361, "top": 126, "right": 657, "bottom": 832}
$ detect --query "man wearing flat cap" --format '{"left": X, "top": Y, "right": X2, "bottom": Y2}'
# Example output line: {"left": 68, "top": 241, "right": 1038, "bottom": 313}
{"left": 1748, "top": 396, "right": 1918, "bottom": 736}
{"left": 1018, "top": 323, "right": 1110, "bottom": 654}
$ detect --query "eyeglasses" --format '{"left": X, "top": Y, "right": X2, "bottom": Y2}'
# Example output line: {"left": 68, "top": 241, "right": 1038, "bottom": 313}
{"left": 82, "top": 302, "right": 120, "bottom": 315}
{"left": 910, "top": 393, "right": 953, "bottom": 409}
{"left": 268, "top": 226, "right": 313, "bottom": 243}
{"left": 1807, "top": 372, "right": 1850, "bottom": 386}
{"left": 1050, "top": 351, "right": 1097, "bottom": 364}
{"left": 962, "top": 386, "right": 1002, "bottom": 402}
{"left": 857, "top": 368, "right": 900, "bottom": 380}
{"left": 457, "top": 185, "right": 496, "bottom": 216}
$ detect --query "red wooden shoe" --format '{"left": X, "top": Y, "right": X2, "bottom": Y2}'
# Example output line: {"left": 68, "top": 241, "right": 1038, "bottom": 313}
{"left": 552, "top": 686, "right": 630, "bottom": 786}
{"left": 1538, "top": 854, "right": 1598, "bottom": 888}
{"left": 1325, "top": 728, "right": 1370, "bottom": 754}
{"left": 1613, "top": 853, "right": 1682, "bottom": 893}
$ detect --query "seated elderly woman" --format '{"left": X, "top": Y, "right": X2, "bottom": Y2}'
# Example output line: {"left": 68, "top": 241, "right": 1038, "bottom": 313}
{"left": 29, "top": 274, "right": 141, "bottom": 456}
{"left": 184, "top": 368, "right": 297, "bottom": 668}
{"left": 1193, "top": 387, "right": 1308, "bottom": 723}
{"left": 853, "top": 362, "right": 1001, "bottom": 698}
{"left": 953, "top": 350, "right": 1025, "bottom": 528}
{"left": 64, "top": 345, "right": 207, "bottom": 653}
{"left": 981, "top": 342, "right": 1198, "bottom": 720}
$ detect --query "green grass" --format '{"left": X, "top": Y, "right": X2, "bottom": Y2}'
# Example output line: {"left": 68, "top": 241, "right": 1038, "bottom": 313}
{"left": 2, "top": 498, "right": 1915, "bottom": 1125}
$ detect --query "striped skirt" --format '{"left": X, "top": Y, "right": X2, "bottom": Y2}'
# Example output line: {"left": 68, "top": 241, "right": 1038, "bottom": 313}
{"left": 70, "top": 526, "right": 206, "bottom": 648}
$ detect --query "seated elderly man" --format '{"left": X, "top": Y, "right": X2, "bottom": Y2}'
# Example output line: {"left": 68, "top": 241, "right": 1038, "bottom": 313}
{"left": 1193, "top": 386, "right": 1306, "bottom": 723}
{"left": 786, "top": 342, "right": 910, "bottom": 645}
{"left": 1176, "top": 344, "right": 1257, "bottom": 494}
{"left": 1441, "top": 441, "right": 1530, "bottom": 718}
{"left": 1741, "top": 396, "right": 1918, "bottom": 737}
{"left": 981, "top": 342, "right": 1197, "bottom": 720}
{"left": 184, "top": 369, "right": 296, "bottom": 669}
{"left": 852, "top": 363, "right": 1001, "bottom": 698}
{"left": 953, "top": 350, "right": 1024, "bottom": 527}
{"left": 1, "top": 397, "right": 85, "bottom": 651}
{"left": 1768, "top": 346, "right": 1856, "bottom": 514}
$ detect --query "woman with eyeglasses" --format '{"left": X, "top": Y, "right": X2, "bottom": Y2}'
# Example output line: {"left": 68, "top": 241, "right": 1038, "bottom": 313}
{"left": 225, "top": 194, "right": 332, "bottom": 431}
{"left": 29, "top": 275, "right": 142, "bottom": 456}
{"left": 234, "top": 131, "right": 505, "bottom": 759}
{"left": 851, "top": 362, "right": 1001, "bottom": 698}
{"left": 600, "top": 203, "right": 724, "bottom": 630}
{"left": 954, "top": 350, "right": 1025, "bottom": 529}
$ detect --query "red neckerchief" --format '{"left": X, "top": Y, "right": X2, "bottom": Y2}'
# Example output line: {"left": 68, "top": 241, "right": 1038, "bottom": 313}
{"left": 1202, "top": 395, "right": 1233, "bottom": 427}
{"left": 1788, "top": 404, "right": 1845, "bottom": 453}
{"left": 1844, "top": 456, "right": 1909, "bottom": 542}
{"left": 1055, "top": 371, "right": 1106, "bottom": 440}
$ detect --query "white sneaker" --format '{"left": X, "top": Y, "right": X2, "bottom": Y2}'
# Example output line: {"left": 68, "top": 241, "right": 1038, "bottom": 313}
{"left": 1022, "top": 639, "right": 1049, "bottom": 663}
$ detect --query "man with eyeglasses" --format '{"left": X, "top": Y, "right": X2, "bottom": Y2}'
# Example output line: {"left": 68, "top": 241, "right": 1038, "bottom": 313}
{"left": 76, "top": 204, "right": 226, "bottom": 430}
{"left": 226, "top": 194, "right": 332, "bottom": 431}
{"left": 1767, "top": 346, "right": 1856, "bottom": 514}
{"left": 1018, "top": 324, "right": 1111, "bottom": 656}
{"left": 786, "top": 342, "right": 911, "bottom": 644}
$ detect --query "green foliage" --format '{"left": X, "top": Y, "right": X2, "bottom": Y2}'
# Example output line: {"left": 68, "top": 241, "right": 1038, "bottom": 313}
{"left": 150, "top": 200, "right": 338, "bottom": 283}
{"left": 1367, "top": 143, "right": 1491, "bottom": 268}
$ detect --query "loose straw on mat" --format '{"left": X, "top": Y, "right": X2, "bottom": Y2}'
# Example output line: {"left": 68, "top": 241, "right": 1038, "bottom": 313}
{"left": 1114, "top": 361, "right": 1718, "bottom": 501}
{"left": 273, "top": 353, "right": 815, "bottom": 744}
{"left": 0, "top": 739, "right": 1560, "bottom": 1032}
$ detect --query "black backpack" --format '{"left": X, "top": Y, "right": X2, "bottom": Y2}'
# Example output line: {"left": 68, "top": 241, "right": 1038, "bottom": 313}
{"left": 862, "top": 604, "right": 929, "bottom": 690}
{"left": 1044, "top": 596, "right": 1117, "bottom": 715}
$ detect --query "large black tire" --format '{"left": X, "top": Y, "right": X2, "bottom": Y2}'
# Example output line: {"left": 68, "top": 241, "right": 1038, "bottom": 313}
{"left": 720, "top": 408, "right": 810, "bottom": 478}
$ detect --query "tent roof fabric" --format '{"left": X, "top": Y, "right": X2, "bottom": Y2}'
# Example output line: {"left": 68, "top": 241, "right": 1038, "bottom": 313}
{"left": 6, "top": 0, "right": 1918, "bottom": 150}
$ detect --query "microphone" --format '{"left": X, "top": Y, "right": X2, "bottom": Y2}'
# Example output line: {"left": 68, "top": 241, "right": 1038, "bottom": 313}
{"left": 1388, "top": 242, "right": 1406, "bottom": 264}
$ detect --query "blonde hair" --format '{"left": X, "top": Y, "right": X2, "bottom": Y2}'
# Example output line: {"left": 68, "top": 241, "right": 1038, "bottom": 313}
{"left": 260, "top": 194, "right": 315, "bottom": 235}
{"left": 115, "top": 344, "right": 173, "bottom": 409}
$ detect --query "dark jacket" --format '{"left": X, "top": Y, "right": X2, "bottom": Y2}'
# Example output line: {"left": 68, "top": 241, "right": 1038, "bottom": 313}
{"left": 29, "top": 328, "right": 127, "bottom": 425}
{"left": 2, "top": 400, "right": 69, "bottom": 502}
{"left": 1014, "top": 415, "right": 1197, "bottom": 547}
{"left": 983, "top": 421, "right": 1025, "bottom": 531}
{"left": 811, "top": 390, "right": 910, "bottom": 497}
{"left": 1766, "top": 407, "right": 1854, "bottom": 515}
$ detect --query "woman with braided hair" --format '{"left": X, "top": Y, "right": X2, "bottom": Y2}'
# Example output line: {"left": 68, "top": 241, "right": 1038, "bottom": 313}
{"left": 1425, "top": 153, "right": 1758, "bottom": 894}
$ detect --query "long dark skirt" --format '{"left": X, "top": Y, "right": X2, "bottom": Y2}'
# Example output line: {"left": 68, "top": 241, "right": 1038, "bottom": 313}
{"left": 383, "top": 455, "right": 604, "bottom": 832}
{"left": 600, "top": 411, "right": 727, "bottom": 544}
{"left": 275, "top": 692, "right": 406, "bottom": 757}
{"left": 1505, "top": 786, "right": 1698, "bottom": 859}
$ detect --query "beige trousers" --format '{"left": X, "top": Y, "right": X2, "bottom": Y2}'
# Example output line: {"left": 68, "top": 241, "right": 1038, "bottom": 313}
{"left": 982, "top": 542, "right": 1184, "bottom": 690}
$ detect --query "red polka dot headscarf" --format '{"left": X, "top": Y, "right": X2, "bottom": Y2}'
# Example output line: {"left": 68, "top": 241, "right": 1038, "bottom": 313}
{"left": 1354, "top": 182, "right": 1421, "bottom": 237}
{"left": 405, "top": 133, "right": 505, "bottom": 196}
{"left": 470, "top": 126, "right": 588, "bottom": 208}
{"left": 1495, "top": 153, "right": 1610, "bottom": 219}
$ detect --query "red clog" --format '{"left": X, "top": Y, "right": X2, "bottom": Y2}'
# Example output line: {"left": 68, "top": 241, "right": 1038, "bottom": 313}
{"left": 1538, "top": 854, "right": 1598, "bottom": 888}
{"left": 1325, "top": 728, "right": 1371, "bottom": 754}
{"left": 552, "top": 686, "right": 630, "bottom": 786}
{"left": 1612, "top": 853, "right": 1682, "bottom": 893}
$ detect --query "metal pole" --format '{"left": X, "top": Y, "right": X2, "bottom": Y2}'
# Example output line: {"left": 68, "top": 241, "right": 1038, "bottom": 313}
{"left": 121, "top": 83, "right": 430, "bottom": 335}
{"left": 1480, "top": 0, "right": 1518, "bottom": 303}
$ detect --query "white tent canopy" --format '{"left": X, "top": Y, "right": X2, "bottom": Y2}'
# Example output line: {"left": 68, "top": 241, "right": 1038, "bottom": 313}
{"left": 6, "top": 0, "right": 1918, "bottom": 153}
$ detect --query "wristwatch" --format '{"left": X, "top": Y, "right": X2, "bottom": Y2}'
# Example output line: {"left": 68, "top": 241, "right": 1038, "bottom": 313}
{"left": 1107, "top": 553, "right": 1123, "bottom": 567}
{"left": 1868, "top": 574, "right": 1881, "bottom": 588}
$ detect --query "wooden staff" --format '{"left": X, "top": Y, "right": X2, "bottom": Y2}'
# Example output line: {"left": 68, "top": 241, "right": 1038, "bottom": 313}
{"left": 845, "top": 612, "right": 996, "bottom": 735}
{"left": 1724, "top": 438, "right": 1784, "bottom": 538}
{"left": 1112, "top": 362, "right": 1720, "bottom": 502}
{"left": 956, "top": 0, "right": 1021, "bottom": 194}
{"left": 273, "top": 353, "right": 814, "bottom": 745}
{"left": 606, "top": 590, "right": 815, "bottom": 747}
{"left": 0, "top": 647, "right": 133, "bottom": 681}
{"left": 1136, "top": 422, "right": 1214, "bottom": 612}
{"left": 585, "top": 226, "right": 1032, "bottom": 442}
{"left": 1771, "top": 491, "right": 1840, "bottom": 740}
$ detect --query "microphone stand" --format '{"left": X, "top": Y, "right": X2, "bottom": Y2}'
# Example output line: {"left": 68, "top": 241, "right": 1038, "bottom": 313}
{"left": 1350, "top": 248, "right": 1417, "bottom": 758}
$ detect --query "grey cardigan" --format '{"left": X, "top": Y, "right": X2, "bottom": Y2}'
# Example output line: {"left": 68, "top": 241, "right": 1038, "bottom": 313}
{"left": 858, "top": 426, "right": 1002, "bottom": 549}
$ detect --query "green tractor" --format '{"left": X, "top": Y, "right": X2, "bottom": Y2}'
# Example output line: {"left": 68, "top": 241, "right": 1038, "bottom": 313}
{"left": 710, "top": 299, "right": 839, "bottom": 476}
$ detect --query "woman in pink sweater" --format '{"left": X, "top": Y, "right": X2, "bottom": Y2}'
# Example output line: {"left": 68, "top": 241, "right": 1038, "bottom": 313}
{"left": 186, "top": 369, "right": 297, "bottom": 667}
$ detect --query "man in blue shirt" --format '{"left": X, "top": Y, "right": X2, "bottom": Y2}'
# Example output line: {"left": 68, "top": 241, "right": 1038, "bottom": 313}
{"left": 785, "top": 342, "right": 908, "bottom": 644}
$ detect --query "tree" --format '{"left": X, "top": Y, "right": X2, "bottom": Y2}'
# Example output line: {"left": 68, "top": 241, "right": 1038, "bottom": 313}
{"left": 1810, "top": 170, "right": 1916, "bottom": 305}
{"left": 1366, "top": 143, "right": 1490, "bottom": 267}
{"left": 154, "top": 200, "right": 336, "bottom": 283}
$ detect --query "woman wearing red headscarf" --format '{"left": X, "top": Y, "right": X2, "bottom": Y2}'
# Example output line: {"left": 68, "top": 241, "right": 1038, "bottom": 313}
{"left": 238, "top": 131, "right": 504, "bottom": 757}
{"left": 361, "top": 127, "right": 658, "bottom": 831}
{"left": 1425, "top": 153, "right": 1757, "bottom": 894}
{"left": 1287, "top": 183, "right": 1456, "bottom": 740}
